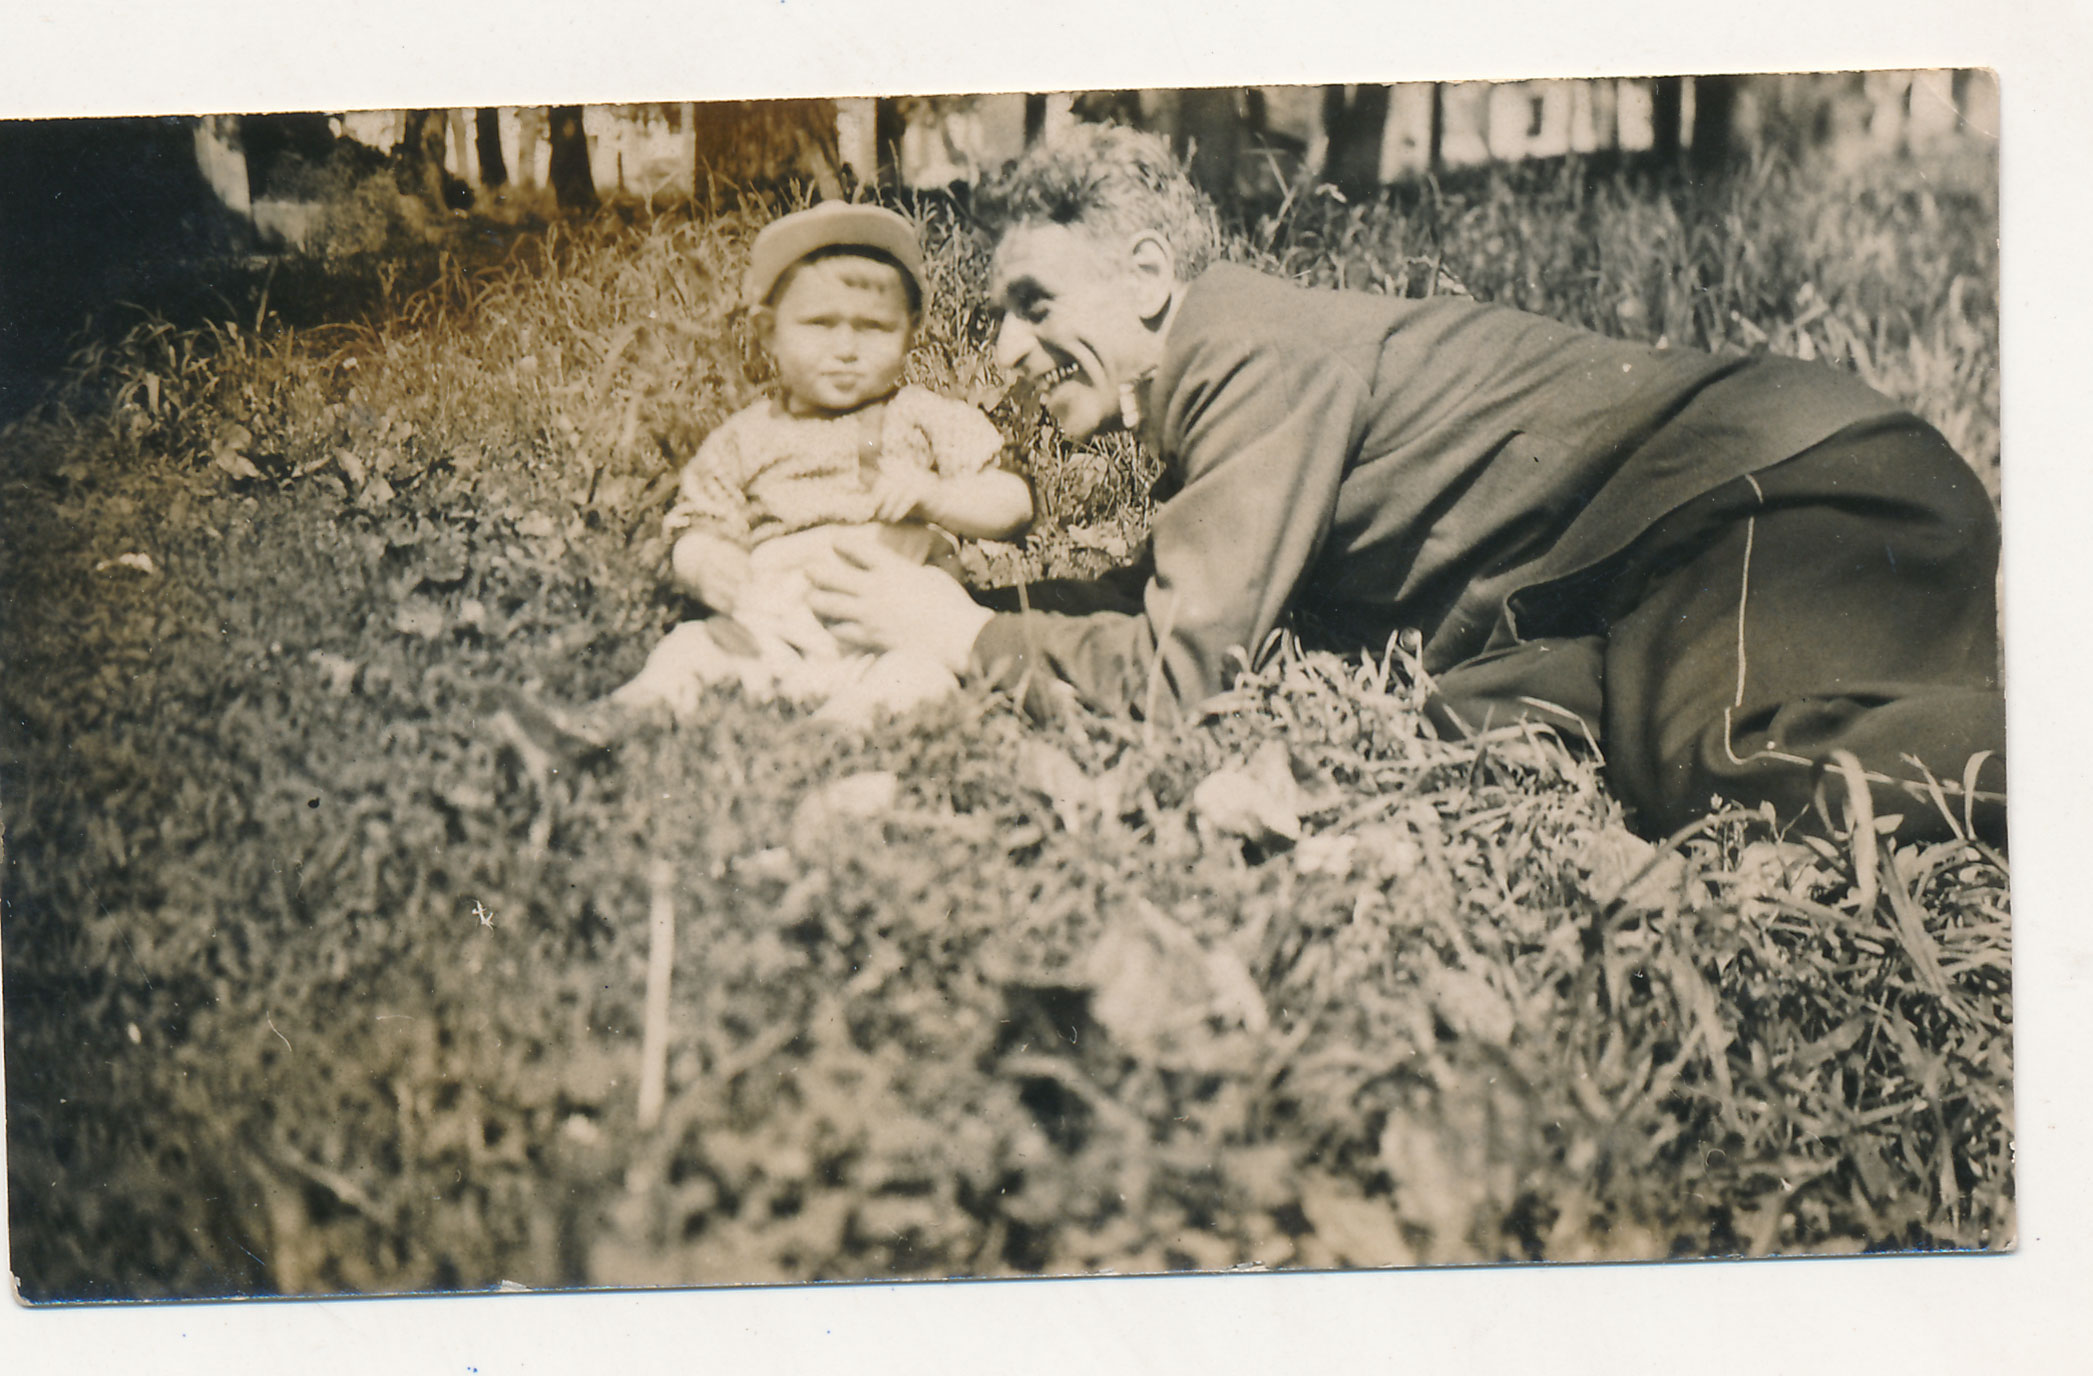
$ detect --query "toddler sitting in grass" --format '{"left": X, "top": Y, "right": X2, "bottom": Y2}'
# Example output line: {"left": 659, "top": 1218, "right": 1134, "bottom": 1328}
{"left": 610, "top": 202, "right": 1031, "bottom": 729}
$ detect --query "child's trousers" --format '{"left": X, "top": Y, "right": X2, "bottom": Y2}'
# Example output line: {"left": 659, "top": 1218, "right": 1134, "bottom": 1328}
{"left": 613, "top": 524, "right": 960, "bottom": 728}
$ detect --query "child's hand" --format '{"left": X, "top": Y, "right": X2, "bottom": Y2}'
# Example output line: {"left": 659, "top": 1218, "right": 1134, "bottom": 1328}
{"left": 868, "top": 469, "right": 941, "bottom": 524}
{"left": 671, "top": 532, "right": 752, "bottom": 614}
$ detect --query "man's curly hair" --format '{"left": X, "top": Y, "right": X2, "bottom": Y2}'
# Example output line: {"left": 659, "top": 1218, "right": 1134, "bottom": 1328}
{"left": 975, "top": 123, "right": 1220, "bottom": 278}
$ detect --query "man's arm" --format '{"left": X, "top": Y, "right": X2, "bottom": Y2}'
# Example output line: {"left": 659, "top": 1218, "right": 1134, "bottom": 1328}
{"left": 974, "top": 543, "right": 1156, "bottom": 616}
{"left": 970, "top": 330, "right": 1371, "bottom": 718}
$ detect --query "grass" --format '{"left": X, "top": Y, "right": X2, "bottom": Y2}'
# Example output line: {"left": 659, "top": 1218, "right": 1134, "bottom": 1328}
{"left": 1, "top": 139, "right": 2008, "bottom": 1298}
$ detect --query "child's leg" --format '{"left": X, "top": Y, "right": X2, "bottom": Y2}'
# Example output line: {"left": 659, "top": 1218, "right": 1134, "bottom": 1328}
{"left": 734, "top": 571, "right": 842, "bottom": 662}
{"left": 743, "top": 531, "right": 853, "bottom": 659}
{"left": 815, "top": 649, "right": 959, "bottom": 728}
{"left": 865, "top": 520, "right": 962, "bottom": 577}
{"left": 610, "top": 618, "right": 782, "bottom": 718}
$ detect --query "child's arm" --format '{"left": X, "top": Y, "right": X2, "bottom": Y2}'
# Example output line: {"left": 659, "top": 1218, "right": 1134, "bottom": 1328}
{"left": 661, "top": 413, "right": 759, "bottom": 610}
{"left": 874, "top": 390, "right": 1034, "bottom": 539}
{"left": 670, "top": 530, "right": 753, "bottom": 614}
{"left": 870, "top": 468, "right": 1033, "bottom": 539}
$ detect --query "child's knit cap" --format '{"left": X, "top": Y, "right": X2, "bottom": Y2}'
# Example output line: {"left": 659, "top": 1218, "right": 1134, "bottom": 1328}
{"left": 743, "top": 202, "right": 928, "bottom": 312}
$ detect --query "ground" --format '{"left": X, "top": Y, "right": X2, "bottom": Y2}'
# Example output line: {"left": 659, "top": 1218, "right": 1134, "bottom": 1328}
{"left": 1, "top": 143, "right": 2010, "bottom": 1298}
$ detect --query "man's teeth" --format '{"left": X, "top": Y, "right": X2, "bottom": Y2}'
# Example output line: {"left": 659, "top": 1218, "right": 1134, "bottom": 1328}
{"left": 995, "top": 360, "right": 1082, "bottom": 413}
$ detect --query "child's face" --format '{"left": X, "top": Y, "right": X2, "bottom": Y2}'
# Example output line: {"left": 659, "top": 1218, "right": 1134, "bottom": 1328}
{"left": 758, "top": 254, "right": 915, "bottom": 416}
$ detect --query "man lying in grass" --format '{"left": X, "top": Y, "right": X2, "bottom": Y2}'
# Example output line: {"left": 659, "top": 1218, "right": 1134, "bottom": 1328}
{"left": 807, "top": 124, "right": 2005, "bottom": 844}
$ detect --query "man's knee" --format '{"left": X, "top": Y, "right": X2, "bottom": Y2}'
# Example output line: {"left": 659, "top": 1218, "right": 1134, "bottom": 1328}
{"left": 1425, "top": 636, "right": 1607, "bottom": 745}
{"left": 1624, "top": 690, "right": 2007, "bottom": 843}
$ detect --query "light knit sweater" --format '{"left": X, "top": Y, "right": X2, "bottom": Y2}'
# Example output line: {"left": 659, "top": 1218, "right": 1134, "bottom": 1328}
{"left": 663, "top": 385, "right": 1005, "bottom": 548}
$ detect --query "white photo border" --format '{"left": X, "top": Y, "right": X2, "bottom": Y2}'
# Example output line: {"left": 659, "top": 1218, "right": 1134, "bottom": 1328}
{"left": 4, "top": 2, "right": 2089, "bottom": 1371}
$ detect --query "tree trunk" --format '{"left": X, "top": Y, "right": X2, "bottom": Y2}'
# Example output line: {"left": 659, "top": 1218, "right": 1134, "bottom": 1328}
{"left": 1590, "top": 79, "right": 1620, "bottom": 152}
{"left": 1174, "top": 87, "right": 1244, "bottom": 209}
{"left": 236, "top": 113, "right": 334, "bottom": 201}
{"left": 475, "top": 108, "right": 507, "bottom": 188}
{"left": 397, "top": 109, "right": 449, "bottom": 209}
{"left": 548, "top": 105, "right": 597, "bottom": 213}
{"left": 1651, "top": 77, "right": 1684, "bottom": 162}
{"left": 1690, "top": 75, "right": 1741, "bottom": 174}
{"left": 692, "top": 99, "right": 845, "bottom": 208}
{"left": 873, "top": 98, "right": 908, "bottom": 190}
{"left": 1321, "top": 84, "right": 1390, "bottom": 200}
{"left": 1427, "top": 83, "right": 1445, "bottom": 172}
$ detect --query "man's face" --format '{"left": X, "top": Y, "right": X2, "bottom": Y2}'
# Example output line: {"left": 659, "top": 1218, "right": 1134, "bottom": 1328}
{"left": 989, "top": 222, "right": 1168, "bottom": 442}
{"left": 758, "top": 255, "right": 914, "bottom": 417}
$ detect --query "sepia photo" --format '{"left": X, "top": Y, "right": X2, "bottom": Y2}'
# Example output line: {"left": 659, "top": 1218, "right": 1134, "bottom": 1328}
{"left": 3, "top": 69, "right": 2013, "bottom": 1305}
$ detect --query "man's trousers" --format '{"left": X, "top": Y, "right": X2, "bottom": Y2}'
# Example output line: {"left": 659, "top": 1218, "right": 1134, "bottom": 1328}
{"left": 1428, "top": 418, "right": 2006, "bottom": 844}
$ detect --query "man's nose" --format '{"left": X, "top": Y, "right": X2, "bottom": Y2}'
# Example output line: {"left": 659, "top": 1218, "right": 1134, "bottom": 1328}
{"left": 994, "top": 316, "right": 1035, "bottom": 373}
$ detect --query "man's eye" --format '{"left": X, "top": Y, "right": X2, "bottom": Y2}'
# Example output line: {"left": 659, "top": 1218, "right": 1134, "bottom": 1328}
{"left": 1000, "top": 287, "right": 1048, "bottom": 324}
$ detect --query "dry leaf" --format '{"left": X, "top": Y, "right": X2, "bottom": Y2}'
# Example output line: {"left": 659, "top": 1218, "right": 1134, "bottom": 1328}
{"left": 392, "top": 600, "right": 446, "bottom": 640}
{"left": 1292, "top": 833, "right": 1358, "bottom": 877}
{"left": 1018, "top": 740, "right": 1094, "bottom": 832}
{"left": 1085, "top": 901, "right": 1267, "bottom": 1067}
{"left": 791, "top": 771, "right": 899, "bottom": 840}
{"left": 1192, "top": 742, "right": 1305, "bottom": 846}
{"left": 1296, "top": 1172, "right": 1418, "bottom": 1267}
{"left": 1578, "top": 824, "right": 1687, "bottom": 910}
{"left": 1424, "top": 964, "right": 1516, "bottom": 1045}
{"left": 213, "top": 447, "right": 264, "bottom": 482}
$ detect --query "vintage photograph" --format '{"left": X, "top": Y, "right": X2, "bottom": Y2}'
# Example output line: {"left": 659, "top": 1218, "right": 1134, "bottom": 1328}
{"left": 2, "top": 72, "right": 2011, "bottom": 1301}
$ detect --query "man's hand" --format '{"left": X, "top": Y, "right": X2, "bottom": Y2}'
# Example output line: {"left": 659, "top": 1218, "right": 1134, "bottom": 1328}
{"left": 670, "top": 531, "right": 752, "bottom": 615}
{"left": 868, "top": 469, "right": 941, "bottom": 524}
{"left": 805, "top": 528, "right": 993, "bottom": 675}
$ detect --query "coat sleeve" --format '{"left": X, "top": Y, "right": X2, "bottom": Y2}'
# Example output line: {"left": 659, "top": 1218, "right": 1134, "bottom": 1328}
{"left": 661, "top": 412, "right": 755, "bottom": 545}
{"left": 971, "top": 329, "right": 1370, "bottom": 718}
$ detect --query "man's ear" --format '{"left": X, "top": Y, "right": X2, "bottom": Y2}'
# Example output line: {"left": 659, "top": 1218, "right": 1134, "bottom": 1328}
{"left": 1127, "top": 234, "right": 1177, "bottom": 324}
{"left": 750, "top": 305, "right": 776, "bottom": 347}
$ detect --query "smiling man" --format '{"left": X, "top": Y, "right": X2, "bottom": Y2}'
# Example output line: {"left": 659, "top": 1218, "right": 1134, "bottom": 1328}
{"left": 808, "top": 125, "right": 2005, "bottom": 842}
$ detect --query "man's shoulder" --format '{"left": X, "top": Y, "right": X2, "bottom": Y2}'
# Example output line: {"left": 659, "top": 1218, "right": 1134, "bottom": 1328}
{"left": 1160, "top": 269, "right": 1398, "bottom": 408}
{"left": 1179, "top": 263, "right": 1323, "bottom": 331}
{"left": 1174, "top": 264, "right": 1418, "bottom": 363}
